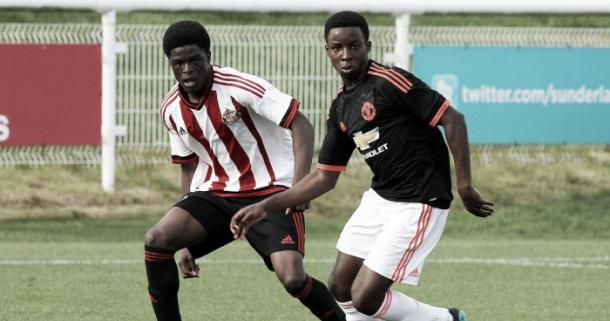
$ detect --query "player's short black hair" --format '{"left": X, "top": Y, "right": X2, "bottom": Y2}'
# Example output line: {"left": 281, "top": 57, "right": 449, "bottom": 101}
{"left": 324, "top": 11, "right": 370, "bottom": 42}
{"left": 163, "top": 20, "right": 211, "bottom": 57}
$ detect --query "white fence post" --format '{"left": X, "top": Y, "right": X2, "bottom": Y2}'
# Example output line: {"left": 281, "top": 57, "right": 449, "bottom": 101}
{"left": 394, "top": 13, "right": 412, "bottom": 70}
{"left": 383, "top": 13, "right": 412, "bottom": 70}
{"left": 101, "top": 11, "right": 127, "bottom": 192}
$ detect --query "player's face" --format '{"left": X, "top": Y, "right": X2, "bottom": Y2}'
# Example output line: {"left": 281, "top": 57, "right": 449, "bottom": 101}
{"left": 325, "top": 27, "right": 371, "bottom": 83}
{"left": 169, "top": 44, "right": 212, "bottom": 101}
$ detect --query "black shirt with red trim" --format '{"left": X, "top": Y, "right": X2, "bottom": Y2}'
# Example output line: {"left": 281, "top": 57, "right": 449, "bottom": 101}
{"left": 318, "top": 60, "right": 453, "bottom": 209}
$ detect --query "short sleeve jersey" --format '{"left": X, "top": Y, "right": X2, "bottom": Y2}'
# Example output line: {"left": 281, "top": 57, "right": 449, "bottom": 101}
{"left": 160, "top": 65, "right": 300, "bottom": 197}
{"left": 318, "top": 61, "right": 453, "bottom": 209}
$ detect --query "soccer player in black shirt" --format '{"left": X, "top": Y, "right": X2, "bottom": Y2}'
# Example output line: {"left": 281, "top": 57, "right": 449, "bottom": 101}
{"left": 231, "top": 11, "right": 494, "bottom": 321}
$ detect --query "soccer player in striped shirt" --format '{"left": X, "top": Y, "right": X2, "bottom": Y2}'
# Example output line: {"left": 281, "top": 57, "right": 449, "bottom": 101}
{"left": 231, "top": 11, "right": 494, "bottom": 321}
{"left": 144, "top": 20, "right": 344, "bottom": 321}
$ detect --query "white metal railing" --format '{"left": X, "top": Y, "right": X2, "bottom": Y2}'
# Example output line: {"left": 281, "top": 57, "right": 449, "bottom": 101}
{"left": 112, "top": 25, "right": 395, "bottom": 152}
{"left": 0, "top": 23, "right": 100, "bottom": 43}
{"left": 1, "top": 24, "right": 609, "bottom": 167}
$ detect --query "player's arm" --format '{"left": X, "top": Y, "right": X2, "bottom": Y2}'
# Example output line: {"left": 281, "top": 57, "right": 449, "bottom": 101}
{"left": 180, "top": 162, "right": 197, "bottom": 195}
{"left": 177, "top": 162, "right": 199, "bottom": 278}
{"left": 438, "top": 106, "right": 494, "bottom": 217}
{"left": 288, "top": 111, "right": 315, "bottom": 213}
{"left": 231, "top": 169, "right": 341, "bottom": 239}
{"left": 164, "top": 112, "right": 197, "bottom": 196}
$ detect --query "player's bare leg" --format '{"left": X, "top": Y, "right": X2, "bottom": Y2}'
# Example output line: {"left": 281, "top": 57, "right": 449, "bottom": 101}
{"left": 351, "top": 265, "right": 454, "bottom": 321}
{"left": 271, "top": 250, "right": 346, "bottom": 321}
{"left": 270, "top": 250, "right": 307, "bottom": 290}
{"left": 328, "top": 251, "right": 364, "bottom": 301}
{"left": 144, "top": 207, "right": 207, "bottom": 321}
{"left": 328, "top": 252, "right": 378, "bottom": 321}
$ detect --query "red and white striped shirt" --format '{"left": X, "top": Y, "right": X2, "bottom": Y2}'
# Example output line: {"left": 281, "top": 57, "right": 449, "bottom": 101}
{"left": 160, "top": 65, "right": 300, "bottom": 198}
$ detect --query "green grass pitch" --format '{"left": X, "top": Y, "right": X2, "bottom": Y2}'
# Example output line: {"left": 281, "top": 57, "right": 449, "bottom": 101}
{"left": 1, "top": 238, "right": 609, "bottom": 321}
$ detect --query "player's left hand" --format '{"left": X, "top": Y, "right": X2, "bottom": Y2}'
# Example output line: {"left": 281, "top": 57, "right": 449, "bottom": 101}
{"left": 231, "top": 204, "right": 268, "bottom": 239}
{"left": 178, "top": 249, "right": 200, "bottom": 278}
{"left": 458, "top": 185, "right": 494, "bottom": 218}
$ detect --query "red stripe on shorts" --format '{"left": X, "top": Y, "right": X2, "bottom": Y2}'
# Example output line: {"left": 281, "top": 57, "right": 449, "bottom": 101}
{"left": 391, "top": 204, "right": 432, "bottom": 281}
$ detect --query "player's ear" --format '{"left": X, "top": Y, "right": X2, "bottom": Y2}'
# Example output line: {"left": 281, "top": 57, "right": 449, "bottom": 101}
{"left": 365, "top": 41, "right": 372, "bottom": 53}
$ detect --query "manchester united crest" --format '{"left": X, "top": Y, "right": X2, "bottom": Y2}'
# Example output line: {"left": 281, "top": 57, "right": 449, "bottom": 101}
{"left": 222, "top": 108, "right": 241, "bottom": 125}
{"left": 361, "top": 101, "right": 376, "bottom": 121}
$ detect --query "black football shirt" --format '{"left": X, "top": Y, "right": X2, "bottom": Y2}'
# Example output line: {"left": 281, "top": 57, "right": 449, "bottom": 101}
{"left": 318, "top": 60, "right": 453, "bottom": 209}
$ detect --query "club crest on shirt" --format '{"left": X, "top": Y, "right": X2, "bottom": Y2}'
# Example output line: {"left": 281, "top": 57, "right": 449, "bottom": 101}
{"left": 361, "top": 101, "right": 376, "bottom": 121}
{"left": 222, "top": 108, "right": 241, "bottom": 125}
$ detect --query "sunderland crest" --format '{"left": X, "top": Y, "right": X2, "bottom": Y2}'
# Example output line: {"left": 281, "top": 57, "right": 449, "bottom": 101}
{"left": 222, "top": 108, "right": 242, "bottom": 125}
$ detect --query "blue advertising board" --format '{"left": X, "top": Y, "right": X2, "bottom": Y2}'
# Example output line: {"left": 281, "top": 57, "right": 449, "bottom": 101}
{"left": 413, "top": 46, "right": 610, "bottom": 144}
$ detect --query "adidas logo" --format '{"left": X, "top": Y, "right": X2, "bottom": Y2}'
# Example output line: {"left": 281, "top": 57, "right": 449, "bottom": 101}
{"left": 281, "top": 235, "right": 295, "bottom": 245}
{"left": 178, "top": 127, "right": 187, "bottom": 136}
{"left": 408, "top": 268, "right": 420, "bottom": 277}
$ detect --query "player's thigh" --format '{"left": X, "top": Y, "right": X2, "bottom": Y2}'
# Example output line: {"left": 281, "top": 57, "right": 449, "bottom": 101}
{"left": 351, "top": 264, "right": 393, "bottom": 313}
{"left": 247, "top": 210, "right": 305, "bottom": 271}
{"left": 145, "top": 206, "right": 207, "bottom": 250}
{"left": 336, "top": 189, "right": 386, "bottom": 259}
{"left": 178, "top": 192, "right": 239, "bottom": 258}
{"left": 327, "top": 251, "right": 364, "bottom": 300}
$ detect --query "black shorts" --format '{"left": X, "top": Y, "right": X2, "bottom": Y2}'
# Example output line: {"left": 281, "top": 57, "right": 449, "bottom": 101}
{"left": 174, "top": 191, "right": 305, "bottom": 271}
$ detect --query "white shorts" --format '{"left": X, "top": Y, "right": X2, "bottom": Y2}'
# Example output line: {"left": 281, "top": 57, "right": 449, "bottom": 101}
{"left": 336, "top": 189, "right": 449, "bottom": 285}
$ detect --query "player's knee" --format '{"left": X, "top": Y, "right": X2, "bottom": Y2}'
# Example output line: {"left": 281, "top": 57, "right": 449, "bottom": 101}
{"left": 144, "top": 226, "right": 173, "bottom": 249}
{"left": 278, "top": 273, "right": 307, "bottom": 295}
{"left": 327, "top": 274, "right": 351, "bottom": 302}
{"left": 351, "top": 287, "right": 378, "bottom": 316}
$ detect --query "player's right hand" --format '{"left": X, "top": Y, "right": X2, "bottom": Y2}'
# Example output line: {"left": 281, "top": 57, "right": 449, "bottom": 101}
{"left": 231, "top": 204, "right": 268, "bottom": 239}
{"left": 178, "top": 249, "right": 200, "bottom": 278}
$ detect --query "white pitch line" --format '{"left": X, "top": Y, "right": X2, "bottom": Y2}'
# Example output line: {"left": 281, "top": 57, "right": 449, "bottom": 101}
{"left": 430, "top": 258, "right": 609, "bottom": 269}
{"left": 0, "top": 257, "right": 608, "bottom": 269}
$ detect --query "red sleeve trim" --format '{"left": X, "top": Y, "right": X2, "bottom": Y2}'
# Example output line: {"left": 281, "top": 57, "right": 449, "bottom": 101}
{"left": 280, "top": 98, "right": 301, "bottom": 129}
{"left": 429, "top": 99, "right": 451, "bottom": 127}
{"left": 317, "top": 164, "right": 347, "bottom": 172}
{"left": 171, "top": 154, "right": 198, "bottom": 164}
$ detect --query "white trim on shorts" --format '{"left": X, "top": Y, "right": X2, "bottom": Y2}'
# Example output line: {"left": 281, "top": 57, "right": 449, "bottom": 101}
{"left": 336, "top": 189, "right": 449, "bottom": 285}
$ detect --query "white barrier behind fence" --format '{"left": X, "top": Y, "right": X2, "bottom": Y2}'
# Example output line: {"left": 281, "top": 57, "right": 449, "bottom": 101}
{"left": 1, "top": 24, "right": 609, "bottom": 166}
{"left": 3, "top": 0, "right": 610, "bottom": 13}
